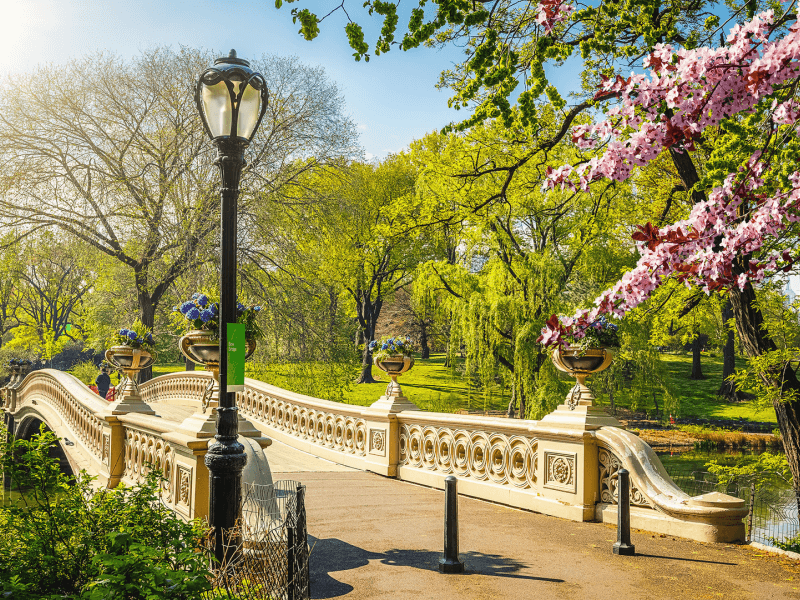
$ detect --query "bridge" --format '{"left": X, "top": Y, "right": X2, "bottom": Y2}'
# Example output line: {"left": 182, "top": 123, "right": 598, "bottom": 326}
{"left": 1, "top": 367, "right": 748, "bottom": 544}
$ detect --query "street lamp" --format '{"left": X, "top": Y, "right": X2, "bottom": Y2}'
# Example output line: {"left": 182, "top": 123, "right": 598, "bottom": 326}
{"left": 195, "top": 49, "right": 268, "bottom": 564}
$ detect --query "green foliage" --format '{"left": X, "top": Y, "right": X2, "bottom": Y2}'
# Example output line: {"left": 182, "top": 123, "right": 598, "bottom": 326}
{"left": 71, "top": 360, "right": 101, "bottom": 385}
{"left": 706, "top": 451, "right": 792, "bottom": 489}
{"left": 770, "top": 531, "right": 800, "bottom": 554}
{"left": 0, "top": 428, "right": 213, "bottom": 599}
{"left": 731, "top": 283, "right": 800, "bottom": 410}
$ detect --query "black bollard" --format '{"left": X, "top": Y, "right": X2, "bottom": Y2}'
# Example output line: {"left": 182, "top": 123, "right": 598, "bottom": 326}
{"left": 613, "top": 468, "right": 636, "bottom": 556}
{"left": 439, "top": 475, "right": 465, "bottom": 573}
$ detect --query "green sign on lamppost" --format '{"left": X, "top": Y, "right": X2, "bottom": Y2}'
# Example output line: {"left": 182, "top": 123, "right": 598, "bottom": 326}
{"left": 195, "top": 49, "right": 268, "bottom": 564}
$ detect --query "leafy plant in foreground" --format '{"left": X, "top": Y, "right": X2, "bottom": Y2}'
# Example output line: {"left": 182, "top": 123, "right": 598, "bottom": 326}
{"left": 0, "top": 427, "right": 213, "bottom": 599}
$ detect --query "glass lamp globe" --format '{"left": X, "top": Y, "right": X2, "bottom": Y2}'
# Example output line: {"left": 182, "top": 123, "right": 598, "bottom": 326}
{"left": 195, "top": 49, "right": 268, "bottom": 143}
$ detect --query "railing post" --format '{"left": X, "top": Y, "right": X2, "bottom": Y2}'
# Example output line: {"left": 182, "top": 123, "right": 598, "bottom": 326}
{"left": 613, "top": 468, "right": 635, "bottom": 556}
{"left": 746, "top": 481, "right": 756, "bottom": 542}
{"left": 439, "top": 475, "right": 465, "bottom": 574}
{"left": 287, "top": 524, "right": 296, "bottom": 600}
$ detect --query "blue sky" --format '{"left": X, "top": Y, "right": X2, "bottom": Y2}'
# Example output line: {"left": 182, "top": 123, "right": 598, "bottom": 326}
{"left": 2, "top": 0, "right": 472, "bottom": 160}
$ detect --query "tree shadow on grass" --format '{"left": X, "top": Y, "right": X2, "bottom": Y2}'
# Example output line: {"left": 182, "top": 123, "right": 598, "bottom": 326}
{"left": 308, "top": 536, "right": 562, "bottom": 599}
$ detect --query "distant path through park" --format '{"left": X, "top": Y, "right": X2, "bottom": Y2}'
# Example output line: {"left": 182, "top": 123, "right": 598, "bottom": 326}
{"left": 270, "top": 439, "right": 800, "bottom": 600}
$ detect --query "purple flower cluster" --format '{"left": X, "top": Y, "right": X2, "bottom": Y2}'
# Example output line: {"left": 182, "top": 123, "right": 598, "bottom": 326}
{"left": 115, "top": 328, "right": 155, "bottom": 350}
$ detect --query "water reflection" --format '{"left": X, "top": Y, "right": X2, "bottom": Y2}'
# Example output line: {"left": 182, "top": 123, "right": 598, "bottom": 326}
{"left": 656, "top": 447, "right": 798, "bottom": 548}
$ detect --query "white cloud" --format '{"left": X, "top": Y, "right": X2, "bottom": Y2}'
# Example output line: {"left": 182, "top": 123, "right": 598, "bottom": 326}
{"left": 365, "top": 152, "right": 374, "bottom": 160}
{"left": 357, "top": 123, "right": 367, "bottom": 131}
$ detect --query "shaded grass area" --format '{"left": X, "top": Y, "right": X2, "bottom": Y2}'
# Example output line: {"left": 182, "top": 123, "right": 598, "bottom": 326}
{"left": 659, "top": 353, "right": 774, "bottom": 422}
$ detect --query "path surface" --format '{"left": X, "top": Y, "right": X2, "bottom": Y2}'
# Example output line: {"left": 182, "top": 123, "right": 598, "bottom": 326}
{"left": 270, "top": 441, "right": 800, "bottom": 600}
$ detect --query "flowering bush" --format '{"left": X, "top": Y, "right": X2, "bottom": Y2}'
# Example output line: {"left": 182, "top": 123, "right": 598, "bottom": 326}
{"left": 369, "top": 335, "right": 416, "bottom": 361}
{"left": 111, "top": 320, "right": 155, "bottom": 351}
{"left": 173, "top": 292, "right": 263, "bottom": 341}
{"left": 539, "top": 314, "right": 619, "bottom": 352}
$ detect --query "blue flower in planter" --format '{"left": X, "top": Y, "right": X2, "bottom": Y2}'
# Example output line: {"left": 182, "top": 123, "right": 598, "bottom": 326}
{"left": 200, "top": 309, "right": 214, "bottom": 323}
{"left": 197, "top": 294, "right": 208, "bottom": 307}
{"left": 180, "top": 301, "right": 194, "bottom": 315}
{"left": 127, "top": 331, "right": 137, "bottom": 341}
{"left": 186, "top": 307, "right": 200, "bottom": 320}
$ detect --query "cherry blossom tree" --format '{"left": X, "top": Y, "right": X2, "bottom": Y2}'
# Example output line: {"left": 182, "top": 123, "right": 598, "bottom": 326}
{"left": 535, "top": 6, "right": 800, "bottom": 504}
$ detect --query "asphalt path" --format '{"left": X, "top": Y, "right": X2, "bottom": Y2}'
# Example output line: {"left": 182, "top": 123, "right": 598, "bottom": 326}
{"left": 269, "top": 441, "right": 800, "bottom": 600}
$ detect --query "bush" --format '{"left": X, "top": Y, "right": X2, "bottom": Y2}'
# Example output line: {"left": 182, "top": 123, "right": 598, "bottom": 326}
{"left": 71, "top": 360, "right": 101, "bottom": 385}
{"left": 0, "top": 427, "right": 213, "bottom": 599}
{"left": 770, "top": 532, "right": 800, "bottom": 554}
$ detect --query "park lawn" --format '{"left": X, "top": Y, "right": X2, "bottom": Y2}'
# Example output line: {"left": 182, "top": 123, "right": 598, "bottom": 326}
{"left": 149, "top": 352, "right": 776, "bottom": 424}
{"left": 659, "top": 353, "right": 776, "bottom": 423}
{"left": 339, "top": 354, "right": 511, "bottom": 411}
{"left": 249, "top": 354, "right": 512, "bottom": 412}
{"left": 152, "top": 364, "right": 187, "bottom": 378}
{"left": 153, "top": 354, "right": 511, "bottom": 413}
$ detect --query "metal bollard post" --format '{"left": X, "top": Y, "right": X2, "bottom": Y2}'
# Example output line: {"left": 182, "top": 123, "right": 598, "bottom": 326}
{"left": 287, "top": 525, "right": 296, "bottom": 600}
{"left": 613, "top": 468, "right": 636, "bottom": 556}
{"left": 439, "top": 475, "right": 465, "bottom": 573}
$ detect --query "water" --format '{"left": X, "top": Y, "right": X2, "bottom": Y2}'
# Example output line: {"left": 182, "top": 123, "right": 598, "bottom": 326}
{"left": 656, "top": 447, "right": 798, "bottom": 547}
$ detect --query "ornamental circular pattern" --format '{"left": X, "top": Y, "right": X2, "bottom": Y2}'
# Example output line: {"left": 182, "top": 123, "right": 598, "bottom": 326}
{"left": 553, "top": 457, "right": 571, "bottom": 484}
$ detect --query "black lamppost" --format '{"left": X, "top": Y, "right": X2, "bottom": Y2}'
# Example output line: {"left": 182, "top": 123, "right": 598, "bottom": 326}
{"left": 195, "top": 49, "right": 268, "bottom": 564}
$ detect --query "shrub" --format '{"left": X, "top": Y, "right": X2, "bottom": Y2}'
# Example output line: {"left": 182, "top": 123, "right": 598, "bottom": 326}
{"left": 71, "top": 360, "right": 100, "bottom": 385}
{"left": 0, "top": 427, "right": 213, "bottom": 599}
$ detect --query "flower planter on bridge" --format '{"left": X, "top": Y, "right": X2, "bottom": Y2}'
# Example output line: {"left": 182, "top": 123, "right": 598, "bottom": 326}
{"left": 177, "top": 329, "right": 259, "bottom": 438}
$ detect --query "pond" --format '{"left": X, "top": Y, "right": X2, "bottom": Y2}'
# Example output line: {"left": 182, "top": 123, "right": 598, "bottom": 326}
{"left": 656, "top": 447, "right": 798, "bottom": 548}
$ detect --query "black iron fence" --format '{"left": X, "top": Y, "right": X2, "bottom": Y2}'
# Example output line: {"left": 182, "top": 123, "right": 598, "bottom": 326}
{"left": 205, "top": 480, "right": 310, "bottom": 599}
{"left": 663, "top": 465, "right": 800, "bottom": 549}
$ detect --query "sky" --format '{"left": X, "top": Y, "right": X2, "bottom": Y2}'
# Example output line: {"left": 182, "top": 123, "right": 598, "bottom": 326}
{"left": 0, "top": 0, "right": 474, "bottom": 160}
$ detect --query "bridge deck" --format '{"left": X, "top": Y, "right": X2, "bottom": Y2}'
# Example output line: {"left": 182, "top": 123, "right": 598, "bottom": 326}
{"left": 287, "top": 467, "right": 800, "bottom": 600}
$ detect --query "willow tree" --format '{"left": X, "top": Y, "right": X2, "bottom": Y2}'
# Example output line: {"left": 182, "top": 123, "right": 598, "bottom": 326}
{"left": 0, "top": 47, "right": 358, "bottom": 379}
{"left": 404, "top": 120, "right": 648, "bottom": 417}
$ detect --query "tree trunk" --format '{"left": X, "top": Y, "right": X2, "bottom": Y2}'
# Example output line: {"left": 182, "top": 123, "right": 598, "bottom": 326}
{"left": 420, "top": 323, "right": 430, "bottom": 359}
{"left": 718, "top": 298, "right": 738, "bottom": 399}
{"left": 137, "top": 293, "right": 156, "bottom": 384}
{"left": 690, "top": 327, "right": 706, "bottom": 380}
{"left": 730, "top": 282, "right": 800, "bottom": 514}
{"left": 355, "top": 308, "right": 377, "bottom": 384}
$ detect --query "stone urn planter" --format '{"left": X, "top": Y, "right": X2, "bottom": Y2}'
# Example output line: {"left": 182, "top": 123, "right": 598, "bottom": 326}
{"left": 371, "top": 354, "right": 419, "bottom": 412}
{"left": 104, "top": 345, "right": 157, "bottom": 414}
{"left": 179, "top": 330, "right": 256, "bottom": 412}
{"left": 551, "top": 346, "right": 614, "bottom": 410}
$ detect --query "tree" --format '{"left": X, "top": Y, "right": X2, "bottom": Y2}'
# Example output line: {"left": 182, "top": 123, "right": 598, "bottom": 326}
{"left": 0, "top": 234, "right": 22, "bottom": 346}
{"left": 14, "top": 233, "right": 93, "bottom": 346}
{"left": 0, "top": 47, "right": 358, "bottom": 380}
{"left": 276, "top": 2, "right": 800, "bottom": 498}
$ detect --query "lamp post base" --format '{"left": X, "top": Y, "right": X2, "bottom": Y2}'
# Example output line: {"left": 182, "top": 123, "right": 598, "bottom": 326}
{"left": 438, "top": 558, "right": 465, "bottom": 574}
{"left": 612, "top": 542, "right": 636, "bottom": 556}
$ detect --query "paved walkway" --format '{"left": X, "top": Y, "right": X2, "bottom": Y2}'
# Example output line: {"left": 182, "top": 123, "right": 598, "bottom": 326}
{"left": 269, "top": 441, "right": 800, "bottom": 600}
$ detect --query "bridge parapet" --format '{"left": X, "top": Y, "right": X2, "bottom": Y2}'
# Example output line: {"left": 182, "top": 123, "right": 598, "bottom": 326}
{"left": 139, "top": 372, "right": 211, "bottom": 407}
{"left": 228, "top": 376, "right": 746, "bottom": 543}
{"left": 2, "top": 369, "right": 255, "bottom": 521}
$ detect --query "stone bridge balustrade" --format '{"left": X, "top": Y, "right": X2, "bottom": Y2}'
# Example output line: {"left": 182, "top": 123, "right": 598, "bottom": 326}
{"left": 2, "top": 369, "right": 272, "bottom": 521}
{"left": 3, "top": 368, "right": 748, "bottom": 543}
{"left": 224, "top": 376, "right": 747, "bottom": 543}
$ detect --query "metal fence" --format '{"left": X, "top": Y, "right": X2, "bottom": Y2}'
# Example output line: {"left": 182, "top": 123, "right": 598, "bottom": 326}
{"left": 663, "top": 465, "right": 800, "bottom": 549}
{"left": 205, "top": 480, "right": 310, "bottom": 600}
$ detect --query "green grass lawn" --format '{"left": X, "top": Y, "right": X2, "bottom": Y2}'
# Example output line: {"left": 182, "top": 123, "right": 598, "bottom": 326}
{"left": 149, "top": 351, "right": 775, "bottom": 424}
{"left": 659, "top": 353, "right": 775, "bottom": 423}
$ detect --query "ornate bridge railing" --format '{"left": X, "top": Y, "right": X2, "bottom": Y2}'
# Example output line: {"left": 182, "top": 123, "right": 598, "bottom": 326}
{"left": 227, "top": 377, "right": 747, "bottom": 543}
{"left": 1, "top": 369, "right": 234, "bottom": 520}
{"left": 6, "top": 368, "right": 747, "bottom": 542}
